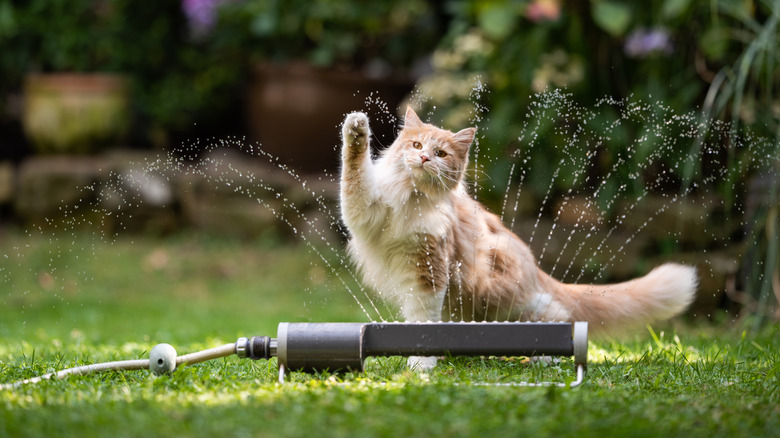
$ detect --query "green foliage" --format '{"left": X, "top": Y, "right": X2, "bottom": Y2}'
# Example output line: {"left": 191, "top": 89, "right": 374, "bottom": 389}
{"left": 591, "top": 1, "right": 632, "bottom": 37}
{"left": 416, "top": 0, "right": 779, "bottom": 210}
{"left": 213, "top": 0, "right": 439, "bottom": 71}
{"left": 701, "top": 0, "right": 780, "bottom": 138}
{"left": 698, "top": 0, "right": 780, "bottom": 326}
{"left": 1, "top": 0, "right": 128, "bottom": 74}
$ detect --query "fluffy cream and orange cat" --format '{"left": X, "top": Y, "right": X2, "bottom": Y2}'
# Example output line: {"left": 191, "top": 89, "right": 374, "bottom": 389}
{"left": 340, "top": 107, "right": 697, "bottom": 369}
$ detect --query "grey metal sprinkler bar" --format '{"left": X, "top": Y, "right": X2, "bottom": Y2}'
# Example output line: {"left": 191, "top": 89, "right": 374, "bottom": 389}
{"left": 236, "top": 321, "right": 588, "bottom": 387}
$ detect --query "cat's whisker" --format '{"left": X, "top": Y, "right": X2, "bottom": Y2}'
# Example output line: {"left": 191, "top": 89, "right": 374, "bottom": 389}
{"left": 435, "top": 172, "right": 453, "bottom": 191}
{"left": 371, "top": 133, "right": 386, "bottom": 151}
{"left": 462, "top": 167, "right": 491, "bottom": 182}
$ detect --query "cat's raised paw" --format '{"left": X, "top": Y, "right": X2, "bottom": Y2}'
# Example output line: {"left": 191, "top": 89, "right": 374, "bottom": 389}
{"left": 342, "top": 112, "right": 370, "bottom": 151}
{"left": 407, "top": 355, "right": 437, "bottom": 371}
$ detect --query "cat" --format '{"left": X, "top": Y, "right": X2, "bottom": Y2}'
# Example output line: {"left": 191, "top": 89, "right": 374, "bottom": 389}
{"left": 339, "top": 106, "right": 697, "bottom": 370}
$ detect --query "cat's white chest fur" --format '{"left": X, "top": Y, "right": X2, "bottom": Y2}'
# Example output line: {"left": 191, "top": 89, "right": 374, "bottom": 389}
{"left": 384, "top": 197, "right": 454, "bottom": 238}
{"left": 346, "top": 174, "right": 455, "bottom": 312}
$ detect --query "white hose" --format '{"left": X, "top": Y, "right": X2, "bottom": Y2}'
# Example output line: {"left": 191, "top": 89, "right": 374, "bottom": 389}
{"left": 0, "top": 359, "right": 150, "bottom": 389}
{"left": 176, "top": 343, "right": 236, "bottom": 366}
{"left": 0, "top": 343, "right": 236, "bottom": 390}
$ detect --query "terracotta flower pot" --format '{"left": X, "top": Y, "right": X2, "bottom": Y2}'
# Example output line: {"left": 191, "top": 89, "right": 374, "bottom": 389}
{"left": 246, "top": 62, "right": 413, "bottom": 173}
{"left": 23, "top": 73, "right": 130, "bottom": 154}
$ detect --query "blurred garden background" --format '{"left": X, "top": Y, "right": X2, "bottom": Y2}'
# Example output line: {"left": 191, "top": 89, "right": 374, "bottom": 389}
{"left": 1, "top": 0, "right": 779, "bottom": 329}
{"left": 1, "top": 1, "right": 780, "bottom": 436}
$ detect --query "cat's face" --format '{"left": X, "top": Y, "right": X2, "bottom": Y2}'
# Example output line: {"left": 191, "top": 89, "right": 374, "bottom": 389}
{"left": 391, "top": 107, "right": 476, "bottom": 194}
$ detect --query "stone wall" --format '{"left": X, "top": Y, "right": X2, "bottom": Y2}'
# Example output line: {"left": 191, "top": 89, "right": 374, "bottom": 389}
{"left": 1, "top": 149, "right": 341, "bottom": 242}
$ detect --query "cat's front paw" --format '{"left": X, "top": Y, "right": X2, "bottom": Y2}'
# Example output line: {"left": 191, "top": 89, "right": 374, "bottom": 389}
{"left": 342, "top": 112, "right": 370, "bottom": 152}
{"left": 407, "top": 355, "right": 437, "bottom": 371}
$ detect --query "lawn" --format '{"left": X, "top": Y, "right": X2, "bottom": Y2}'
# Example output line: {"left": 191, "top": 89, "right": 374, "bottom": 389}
{"left": 1, "top": 231, "right": 778, "bottom": 437}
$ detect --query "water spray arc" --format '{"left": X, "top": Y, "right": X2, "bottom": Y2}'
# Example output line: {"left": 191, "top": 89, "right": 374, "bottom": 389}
{"left": 1, "top": 321, "right": 588, "bottom": 389}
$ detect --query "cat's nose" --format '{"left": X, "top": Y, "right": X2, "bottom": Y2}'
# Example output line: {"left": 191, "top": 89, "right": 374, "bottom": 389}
{"left": 420, "top": 155, "right": 430, "bottom": 163}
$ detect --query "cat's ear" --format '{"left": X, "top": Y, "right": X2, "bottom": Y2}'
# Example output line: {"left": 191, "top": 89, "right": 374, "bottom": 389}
{"left": 404, "top": 106, "right": 423, "bottom": 129}
{"left": 453, "top": 127, "right": 476, "bottom": 150}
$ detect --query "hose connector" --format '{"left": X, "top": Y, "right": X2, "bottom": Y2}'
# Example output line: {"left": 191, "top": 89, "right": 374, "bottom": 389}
{"left": 244, "top": 336, "right": 274, "bottom": 360}
{"left": 235, "top": 337, "right": 249, "bottom": 358}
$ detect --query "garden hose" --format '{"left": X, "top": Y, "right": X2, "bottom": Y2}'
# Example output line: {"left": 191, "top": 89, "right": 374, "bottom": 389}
{"left": 0, "top": 343, "right": 236, "bottom": 390}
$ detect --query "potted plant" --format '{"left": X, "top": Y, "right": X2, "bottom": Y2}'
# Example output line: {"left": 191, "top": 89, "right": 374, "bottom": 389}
{"left": 8, "top": 0, "right": 132, "bottom": 154}
{"left": 210, "top": 0, "right": 442, "bottom": 172}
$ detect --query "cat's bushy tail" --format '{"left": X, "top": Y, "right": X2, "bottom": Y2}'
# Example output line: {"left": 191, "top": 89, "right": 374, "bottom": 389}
{"left": 545, "top": 263, "right": 698, "bottom": 331}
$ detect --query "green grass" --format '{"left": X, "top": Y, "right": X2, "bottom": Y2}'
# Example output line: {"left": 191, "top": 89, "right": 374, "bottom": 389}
{"left": 1, "top": 231, "right": 779, "bottom": 437}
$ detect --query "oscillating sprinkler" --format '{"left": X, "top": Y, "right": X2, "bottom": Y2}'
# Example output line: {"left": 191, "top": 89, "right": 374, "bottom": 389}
{"left": 1, "top": 322, "right": 588, "bottom": 389}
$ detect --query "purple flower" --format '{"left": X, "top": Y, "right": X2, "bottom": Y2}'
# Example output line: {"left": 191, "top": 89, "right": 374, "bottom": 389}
{"left": 624, "top": 28, "right": 674, "bottom": 58}
{"left": 182, "top": 0, "right": 231, "bottom": 38}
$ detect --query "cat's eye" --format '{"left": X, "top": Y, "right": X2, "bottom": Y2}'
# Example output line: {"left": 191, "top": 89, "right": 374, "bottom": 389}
{"left": 411, "top": 141, "right": 423, "bottom": 150}
{"left": 434, "top": 149, "right": 447, "bottom": 158}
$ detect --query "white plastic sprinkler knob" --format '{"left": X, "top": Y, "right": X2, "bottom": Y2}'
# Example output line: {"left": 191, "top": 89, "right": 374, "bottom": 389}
{"left": 149, "top": 343, "right": 177, "bottom": 375}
